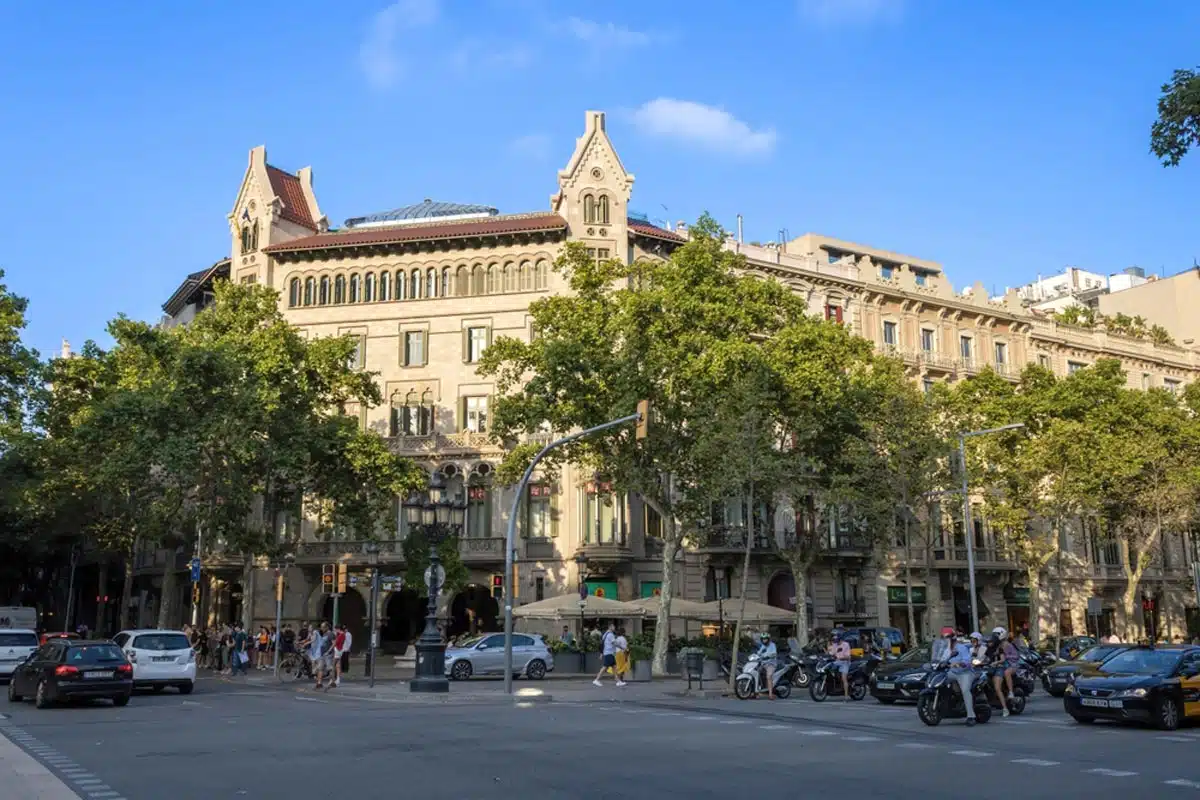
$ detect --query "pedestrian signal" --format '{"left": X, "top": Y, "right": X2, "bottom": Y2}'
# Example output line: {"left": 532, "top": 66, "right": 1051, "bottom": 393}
{"left": 321, "top": 564, "right": 335, "bottom": 594}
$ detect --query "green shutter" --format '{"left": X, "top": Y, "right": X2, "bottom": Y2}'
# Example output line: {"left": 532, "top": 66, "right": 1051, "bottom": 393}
{"left": 400, "top": 332, "right": 409, "bottom": 367}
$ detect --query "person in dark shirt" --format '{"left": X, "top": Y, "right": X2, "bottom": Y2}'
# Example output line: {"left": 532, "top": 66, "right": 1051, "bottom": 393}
{"left": 282, "top": 624, "right": 296, "bottom": 654}
{"left": 230, "top": 622, "right": 248, "bottom": 676}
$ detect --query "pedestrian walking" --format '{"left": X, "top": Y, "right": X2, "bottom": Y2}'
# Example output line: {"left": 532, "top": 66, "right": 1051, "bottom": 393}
{"left": 332, "top": 624, "right": 347, "bottom": 687}
{"left": 309, "top": 622, "right": 333, "bottom": 690}
{"left": 340, "top": 625, "right": 353, "bottom": 682}
{"left": 593, "top": 622, "right": 618, "bottom": 687}
{"left": 613, "top": 626, "right": 629, "bottom": 687}
{"left": 230, "top": 622, "right": 249, "bottom": 676}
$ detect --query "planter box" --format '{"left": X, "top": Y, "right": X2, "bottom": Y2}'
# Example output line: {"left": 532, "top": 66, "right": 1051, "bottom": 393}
{"left": 583, "top": 652, "right": 602, "bottom": 674}
{"left": 629, "top": 660, "right": 652, "bottom": 682}
{"left": 701, "top": 658, "right": 720, "bottom": 681}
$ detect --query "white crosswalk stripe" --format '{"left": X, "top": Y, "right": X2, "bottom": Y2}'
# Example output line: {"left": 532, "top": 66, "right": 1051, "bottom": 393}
{"left": 1011, "top": 759, "right": 1059, "bottom": 767}
{"left": 1087, "top": 768, "right": 1137, "bottom": 777}
{"left": 950, "top": 750, "right": 994, "bottom": 758}
{"left": 1165, "top": 779, "right": 1200, "bottom": 789}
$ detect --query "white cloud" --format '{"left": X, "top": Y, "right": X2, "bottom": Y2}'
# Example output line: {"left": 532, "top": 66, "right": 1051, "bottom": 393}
{"left": 629, "top": 99, "right": 777, "bottom": 157}
{"left": 798, "top": 0, "right": 904, "bottom": 26}
{"left": 509, "top": 133, "right": 552, "bottom": 159}
{"left": 449, "top": 39, "right": 535, "bottom": 72}
{"left": 563, "top": 17, "right": 653, "bottom": 48}
{"left": 358, "top": 0, "right": 440, "bottom": 89}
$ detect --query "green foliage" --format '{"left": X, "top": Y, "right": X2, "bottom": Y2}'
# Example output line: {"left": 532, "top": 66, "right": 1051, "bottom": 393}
{"left": 400, "top": 531, "right": 469, "bottom": 596}
{"left": 1151, "top": 67, "right": 1200, "bottom": 167}
{"left": 1051, "top": 307, "right": 1175, "bottom": 346}
{"left": 0, "top": 270, "right": 39, "bottom": 444}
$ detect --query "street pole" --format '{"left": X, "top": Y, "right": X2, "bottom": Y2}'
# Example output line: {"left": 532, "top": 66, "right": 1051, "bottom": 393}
{"left": 503, "top": 412, "right": 642, "bottom": 696}
{"left": 64, "top": 547, "right": 78, "bottom": 634}
{"left": 272, "top": 570, "right": 283, "bottom": 677}
{"left": 368, "top": 567, "right": 379, "bottom": 688}
{"left": 191, "top": 521, "right": 202, "bottom": 628}
{"left": 332, "top": 593, "right": 340, "bottom": 627}
{"left": 958, "top": 423, "right": 1025, "bottom": 635}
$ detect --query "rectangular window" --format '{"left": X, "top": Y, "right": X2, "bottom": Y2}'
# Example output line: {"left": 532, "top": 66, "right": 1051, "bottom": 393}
{"left": 403, "top": 331, "right": 425, "bottom": 367}
{"left": 1038, "top": 354, "right": 1051, "bottom": 369}
{"left": 920, "top": 329, "right": 934, "bottom": 352}
{"left": 1164, "top": 378, "right": 1182, "bottom": 394}
{"left": 882, "top": 321, "right": 897, "bottom": 346}
{"left": 1142, "top": 373, "right": 1151, "bottom": 390}
{"left": 391, "top": 405, "right": 432, "bottom": 436}
{"left": 534, "top": 576, "right": 545, "bottom": 601}
{"left": 880, "top": 265, "right": 895, "bottom": 280}
{"left": 467, "top": 486, "right": 491, "bottom": 538}
{"left": 994, "top": 342, "right": 1007, "bottom": 365}
{"left": 914, "top": 272, "right": 928, "bottom": 287}
{"left": 1068, "top": 361, "right": 1086, "bottom": 375}
{"left": 824, "top": 305, "right": 844, "bottom": 324}
{"left": 598, "top": 248, "right": 610, "bottom": 259}
{"left": 583, "top": 487, "right": 620, "bottom": 545}
{"left": 463, "top": 396, "right": 488, "bottom": 433}
{"left": 526, "top": 484, "right": 555, "bottom": 539}
{"left": 922, "top": 378, "right": 934, "bottom": 394}
{"left": 349, "top": 336, "right": 365, "bottom": 370}
{"left": 959, "top": 336, "right": 972, "bottom": 360}
{"left": 240, "top": 275, "right": 257, "bottom": 285}
{"left": 465, "top": 326, "right": 489, "bottom": 363}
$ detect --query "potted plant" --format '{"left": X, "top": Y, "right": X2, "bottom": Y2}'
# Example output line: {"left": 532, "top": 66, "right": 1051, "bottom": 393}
{"left": 627, "top": 642, "right": 653, "bottom": 682}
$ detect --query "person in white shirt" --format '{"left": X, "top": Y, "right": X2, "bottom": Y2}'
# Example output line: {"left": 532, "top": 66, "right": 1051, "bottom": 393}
{"left": 613, "top": 628, "right": 629, "bottom": 687}
{"left": 593, "top": 623, "right": 617, "bottom": 687}
{"left": 756, "top": 632, "right": 778, "bottom": 699}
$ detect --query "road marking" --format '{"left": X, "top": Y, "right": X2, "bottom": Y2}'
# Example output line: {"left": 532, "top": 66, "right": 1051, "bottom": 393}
{"left": 1000, "top": 719, "right": 1030, "bottom": 725}
{"left": 687, "top": 715, "right": 714, "bottom": 721}
{"left": 1165, "top": 779, "right": 1200, "bottom": 789}
{"left": 86, "top": 793, "right": 120, "bottom": 798}
{"left": 1087, "top": 768, "right": 1137, "bottom": 777}
{"left": 845, "top": 735, "right": 881, "bottom": 742}
{"left": 1011, "top": 759, "right": 1060, "bottom": 767}
{"left": 75, "top": 779, "right": 104, "bottom": 785}
{"left": 759, "top": 724, "right": 790, "bottom": 730}
{"left": 797, "top": 730, "right": 836, "bottom": 736}
{"left": 1158, "top": 736, "right": 1194, "bottom": 743}
{"left": 896, "top": 743, "right": 935, "bottom": 749}
{"left": 295, "top": 696, "right": 328, "bottom": 704}
{"left": 719, "top": 720, "right": 749, "bottom": 725}
{"left": 950, "top": 750, "right": 993, "bottom": 758}
{"left": 653, "top": 711, "right": 682, "bottom": 717}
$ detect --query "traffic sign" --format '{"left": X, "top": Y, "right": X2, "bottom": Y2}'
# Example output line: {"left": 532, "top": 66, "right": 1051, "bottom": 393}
{"left": 1086, "top": 597, "right": 1102, "bottom": 616}
{"left": 425, "top": 564, "right": 446, "bottom": 594}
{"left": 189, "top": 558, "right": 201, "bottom": 583}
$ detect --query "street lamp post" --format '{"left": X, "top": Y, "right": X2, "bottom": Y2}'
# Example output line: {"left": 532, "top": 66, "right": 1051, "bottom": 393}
{"left": 574, "top": 551, "right": 588, "bottom": 673}
{"left": 272, "top": 552, "right": 295, "bottom": 678}
{"left": 958, "top": 423, "right": 1025, "bottom": 634}
{"left": 405, "top": 473, "right": 466, "bottom": 693}
{"left": 365, "top": 541, "right": 380, "bottom": 688}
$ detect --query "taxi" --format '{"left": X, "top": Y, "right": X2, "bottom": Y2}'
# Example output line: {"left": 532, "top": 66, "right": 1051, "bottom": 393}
{"left": 1043, "top": 642, "right": 1130, "bottom": 696}
{"left": 1064, "top": 644, "right": 1200, "bottom": 730}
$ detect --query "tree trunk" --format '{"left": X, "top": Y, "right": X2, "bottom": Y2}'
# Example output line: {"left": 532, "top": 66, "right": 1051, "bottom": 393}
{"left": 729, "top": 481, "right": 755, "bottom": 691}
{"left": 156, "top": 559, "right": 176, "bottom": 630}
{"left": 242, "top": 558, "right": 256, "bottom": 631}
{"left": 1026, "top": 566, "right": 1041, "bottom": 644}
{"left": 119, "top": 542, "right": 135, "bottom": 631}
{"left": 903, "top": 516, "right": 917, "bottom": 648}
{"left": 1053, "top": 551, "right": 1063, "bottom": 657}
{"left": 647, "top": 487, "right": 679, "bottom": 677}
{"left": 1121, "top": 580, "right": 1140, "bottom": 641}
{"left": 787, "top": 553, "right": 813, "bottom": 646}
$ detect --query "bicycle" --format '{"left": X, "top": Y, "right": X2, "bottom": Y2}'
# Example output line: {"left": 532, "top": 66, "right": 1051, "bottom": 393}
{"left": 277, "top": 651, "right": 313, "bottom": 682}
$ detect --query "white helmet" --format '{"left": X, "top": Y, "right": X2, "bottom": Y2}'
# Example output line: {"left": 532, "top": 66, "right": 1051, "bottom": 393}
{"left": 969, "top": 631, "right": 982, "bottom": 641}
{"left": 992, "top": 626, "right": 1007, "bottom": 639}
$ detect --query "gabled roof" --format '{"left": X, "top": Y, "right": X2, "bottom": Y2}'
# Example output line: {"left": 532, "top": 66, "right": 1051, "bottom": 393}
{"left": 266, "top": 165, "right": 316, "bottom": 230}
{"left": 627, "top": 218, "right": 686, "bottom": 244}
{"left": 345, "top": 199, "right": 498, "bottom": 227}
{"left": 264, "top": 212, "right": 566, "bottom": 255}
{"left": 162, "top": 259, "right": 231, "bottom": 317}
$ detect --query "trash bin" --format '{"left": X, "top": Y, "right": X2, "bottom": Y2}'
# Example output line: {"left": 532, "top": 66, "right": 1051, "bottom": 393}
{"left": 682, "top": 648, "right": 706, "bottom": 689}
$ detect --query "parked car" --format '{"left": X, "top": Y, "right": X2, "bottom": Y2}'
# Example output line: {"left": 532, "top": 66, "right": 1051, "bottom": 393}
{"left": 870, "top": 643, "right": 933, "bottom": 704}
{"left": 39, "top": 631, "right": 80, "bottom": 646}
{"left": 1065, "top": 645, "right": 1200, "bottom": 730}
{"left": 7, "top": 639, "right": 133, "bottom": 708}
{"left": 0, "top": 629, "right": 39, "bottom": 681}
{"left": 445, "top": 633, "right": 554, "bottom": 681}
{"left": 113, "top": 629, "right": 196, "bottom": 694}
{"left": 1038, "top": 636, "right": 1097, "bottom": 661}
{"left": 1043, "top": 643, "right": 1130, "bottom": 696}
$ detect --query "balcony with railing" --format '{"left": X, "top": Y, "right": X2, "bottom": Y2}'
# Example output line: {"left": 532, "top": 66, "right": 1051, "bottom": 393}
{"left": 833, "top": 597, "right": 868, "bottom": 617}
{"left": 458, "top": 536, "right": 507, "bottom": 563}
{"left": 918, "top": 352, "right": 957, "bottom": 371}
{"left": 388, "top": 430, "right": 502, "bottom": 457}
{"left": 694, "top": 526, "right": 774, "bottom": 554}
{"left": 931, "top": 544, "right": 1019, "bottom": 570}
{"left": 295, "top": 539, "right": 406, "bottom": 562}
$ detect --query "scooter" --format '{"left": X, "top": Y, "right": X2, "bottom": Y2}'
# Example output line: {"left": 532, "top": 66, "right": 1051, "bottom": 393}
{"left": 734, "top": 654, "right": 794, "bottom": 700}
{"left": 917, "top": 663, "right": 993, "bottom": 726}
{"left": 808, "top": 651, "right": 882, "bottom": 702}
{"left": 982, "top": 662, "right": 1028, "bottom": 714}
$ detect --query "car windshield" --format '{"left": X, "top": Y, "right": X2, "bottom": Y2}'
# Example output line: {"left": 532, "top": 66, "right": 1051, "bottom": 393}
{"left": 1097, "top": 649, "right": 1182, "bottom": 676}
{"left": 897, "top": 646, "right": 930, "bottom": 663}
{"left": 132, "top": 633, "right": 191, "bottom": 652}
{"left": 455, "top": 636, "right": 486, "bottom": 649}
{"left": 65, "top": 645, "right": 125, "bottom": 665}
{"left": 0, "top": 632, "right": 38, "bottom": 647}
{"left": 1077, "top": 646, "right": 1120, "bottom": 662}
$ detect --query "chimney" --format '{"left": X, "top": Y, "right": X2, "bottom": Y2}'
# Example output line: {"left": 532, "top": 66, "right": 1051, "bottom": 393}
{"left": 736, "top": 214, "right": 743, "bottom": 244}
{"left": 675, "top": 220, "right": 687, "bottom": 235}
{"left": 60, "top": 339, "right": 71, "bottom": 360}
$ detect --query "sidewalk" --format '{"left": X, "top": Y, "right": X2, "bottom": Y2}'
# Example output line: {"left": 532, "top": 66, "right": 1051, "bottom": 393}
{"left": 0, "top": 731, "right": 79, "bottom": 800}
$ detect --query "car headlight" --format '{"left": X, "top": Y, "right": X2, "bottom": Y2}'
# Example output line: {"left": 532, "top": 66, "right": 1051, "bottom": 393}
{"left": 1064, "top": 683, "right": 1077, "bottom": 696}
{"left": 908, "top": 672, "right": 927, "bottom": 682}
{"left": 927, "top": 672, "right": 947, "bottom": 688}
{"left": 1114, "top": 688, "right": 1147, "bottom": 699}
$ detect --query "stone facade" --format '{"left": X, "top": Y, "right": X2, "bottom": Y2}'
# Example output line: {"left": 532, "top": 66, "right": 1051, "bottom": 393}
{"left": 148, "top": 110, "right": 1200, "bottom": 650}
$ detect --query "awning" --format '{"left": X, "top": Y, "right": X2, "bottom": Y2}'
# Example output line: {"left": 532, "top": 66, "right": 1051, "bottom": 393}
{"left": 512, "top": 593, "right": 645, "bottom": 620}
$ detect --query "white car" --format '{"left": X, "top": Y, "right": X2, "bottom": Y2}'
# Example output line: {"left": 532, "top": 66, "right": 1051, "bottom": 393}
{"left": 0, "top": 629, "right": 39, "bottom": 679}
{"left": 113, "top": 629, "right": 196, "bottom": 694}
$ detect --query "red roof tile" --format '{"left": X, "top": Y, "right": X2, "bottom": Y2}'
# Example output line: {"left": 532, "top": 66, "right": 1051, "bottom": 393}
{"left": 263, "top": 213, "right": 568, "bottom": 254}
{"left": 628, "top": 220, "right": 687, "bottom": 243}
{"left": 266, "top": 165, "right": 316, "bottom": 230}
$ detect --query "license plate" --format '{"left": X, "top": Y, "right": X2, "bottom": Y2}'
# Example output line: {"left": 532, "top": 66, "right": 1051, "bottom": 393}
{"left": 876, "top": 682, "right": 895, "bottom": 690}
{"left": 83, "top": 671, "right": 113, "bottom": 679}
{"left": 1080, "top": 698, "right": 1117, "bottom": 708}
{"left": 1052, "top": 677, "right": 1066, "bottom": 683}
{"left": 153, "top": 656, "right": 174, "bottom": 662}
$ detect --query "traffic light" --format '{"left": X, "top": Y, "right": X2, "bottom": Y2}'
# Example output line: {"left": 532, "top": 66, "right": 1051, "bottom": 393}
{"left": 512, "top": 563, "right": 519, "bottom": 601}
{"left": 336, "top": 563, "right": 348, "bottom": 594}
{"left": 321, "top": 564, "right": 334, "bottom": 594}
{"left": 635, "top": 399, "right": 650, "bottom": 440}
{"left": 491, "top": 574, "right": 503, "bottom": 600}
{"left": 275, "top": 573, "right": 285, "bottom": 602}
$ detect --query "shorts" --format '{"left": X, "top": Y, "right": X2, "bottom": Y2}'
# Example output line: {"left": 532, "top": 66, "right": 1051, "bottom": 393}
{"left": 835, "top": 661, "right": 850, "bottom": 675}
{"left": 602, "top": 653, "right": 616, "bottom": 668}
{"left": 317, "top": 655, "right": 334, "bottom": 673}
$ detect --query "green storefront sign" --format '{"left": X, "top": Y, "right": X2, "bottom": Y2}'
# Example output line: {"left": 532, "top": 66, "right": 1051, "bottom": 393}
{"left": 640, "top": 581, "right": 662, "bottom": 598}
{"left": 887, "top": 586, "right": 927, "bottom": 605}
{"left": 586, "top": 581, "right": 620, "bottom": 600}
{"left": 1005, "top": 588, "right": 1030, "bottom": 606}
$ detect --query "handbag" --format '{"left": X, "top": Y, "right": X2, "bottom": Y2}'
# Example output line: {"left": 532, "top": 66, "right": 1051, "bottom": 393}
{"left": 238, "top": 651, "right": 249, "bottom": 665}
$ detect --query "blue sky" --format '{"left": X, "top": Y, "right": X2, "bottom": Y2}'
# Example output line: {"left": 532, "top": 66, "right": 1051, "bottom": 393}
{"left": 2, "top": 0, "right": 1198, "bottom": 357}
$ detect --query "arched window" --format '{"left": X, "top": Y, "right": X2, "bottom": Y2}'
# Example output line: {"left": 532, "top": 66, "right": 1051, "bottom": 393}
{"left": 411, "top": 268, "right": 422, "bottom": 299}
{"left": 455, "top": 265, "right": 468, "bottom": 296}
{"left": 485, "top": 264, "right": 497, "bottom": 294}
{"left": 319, "top": 276, "right": 331, "bottom": 305}
{"left": 364, "top": 273, "right": 375, "bottom": 302}
{"left": 441, "top": 267, "right": 450, "bottom": 297}
{"left": 502, "top": 263, "right": 513, "bottom": 293}
{"left": 349, "top": 274, "right": 360, "bottom": 303}
{"left": 426, "top": 268, "right": 436, "bottom": 298}
{"left": 519, "top": 261, "right": 532, "bottom": 291}
{"left": 304, "top": 278, "right": 315, "bottom": 306}
{"left": 334, "top": 275, "right": 346, "bottom": 304}
{"left": 583, "top": 194, "right": 596, "bottom": 224}
{"left": 397, "top": 270, "right": 407, "bottom": 300}
{"left": 251, "top": 220, "right": 260, "bottom": 250}
{"left": 240, "top": 225, "right": 251, "bottom": 254}
{"left": 597, "top": 195, "right": 610, "bottom": 225}
{"left": 535, "top": 260, "right": 549, "bottom": 290}
{"left": 288, "top": 278, "right": 301, "bottom": 307}
{"left": 379, "top": 271, "right": 391, "bottom": 301}
{"left": 470, "top": 264, "right": 484, "bottom": 295}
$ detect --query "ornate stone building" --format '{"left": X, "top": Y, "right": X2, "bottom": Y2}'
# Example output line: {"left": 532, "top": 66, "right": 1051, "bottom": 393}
{"left": 154, "top": 110, "right": 1200, "bottom": 649}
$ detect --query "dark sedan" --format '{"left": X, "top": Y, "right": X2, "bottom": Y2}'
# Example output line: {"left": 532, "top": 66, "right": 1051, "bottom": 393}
{"left": 1065, "top": 645, "right": 1200, "bottom": 730}
{"left": 870, "top": 644, "right": 932, "bottom": 704}
{"left": 1043, "top": 644, "right": 1131, "bottom": 697}
{"left": 7, "top": 639, "right": 133, "bottom": 709}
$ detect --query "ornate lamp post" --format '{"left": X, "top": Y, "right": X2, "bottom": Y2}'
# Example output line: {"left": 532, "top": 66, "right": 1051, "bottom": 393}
{"left": 574, "top": 551, "right": 589, "bottom": 672}
{"left": 405, "top": 472, "right": 466, "bottom": 693}
{"left": 365, "top": 541, "right": 380, "bottom": 688}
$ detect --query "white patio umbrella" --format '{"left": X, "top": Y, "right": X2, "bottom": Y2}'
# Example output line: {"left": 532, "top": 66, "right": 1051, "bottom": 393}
{"left": 696, "top": 599, "right": 795, "bottom": 625}
{"left": 512, "top": 593, "right": 645, "bottom": 621}
{"left": 627, "top": 595, "right": 710, "bottom": 619}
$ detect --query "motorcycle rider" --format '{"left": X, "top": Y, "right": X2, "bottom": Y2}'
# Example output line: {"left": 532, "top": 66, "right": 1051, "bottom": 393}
{"left": 828, "top": 630, "right": 852, "bottom": 701}
{"left": 969, "top": 631, "right": 987, "bottom": 663}
{"left": 756, "top": 632, "right": 777, "bottom": 699}
{"left": 988, "top": 626, "right": 1019, "bottom": 717}
{"left": 931, "top": 626, "right": 954, "bottom": 665}
{"left": 947, "top": 631, "right": 978, "bottom": 727}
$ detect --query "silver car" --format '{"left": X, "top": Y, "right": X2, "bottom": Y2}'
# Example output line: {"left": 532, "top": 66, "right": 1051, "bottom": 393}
{"left": 444, "top": 633, "right": 554, "bottom": 681}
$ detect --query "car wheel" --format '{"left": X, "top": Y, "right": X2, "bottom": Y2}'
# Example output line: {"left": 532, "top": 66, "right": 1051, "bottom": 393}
{"left": 450, "top": 660, "right": 473, "bottom": 681}
{"left": 178, "top": 682, "right": 194, "bottom": 695}
{"left": 34, "top": 680, "right": 51, "bottom": 709}
{"left": 525, "top": 660, "right": 547, "bottom": 680}
{"left": 7, "top": 680, "right": 21, "bottom": 703}
{"left": 876, "top": 697, "right": 896, "bottom": 705}
{"left": 1070, "top": 713, "right": 1094, "bottom": 725}
{"left": 1155, "top": 696, "right": 1181, "bottom": 731}
{"left": 112, "top": 694, "right": 130, "bottom": 708}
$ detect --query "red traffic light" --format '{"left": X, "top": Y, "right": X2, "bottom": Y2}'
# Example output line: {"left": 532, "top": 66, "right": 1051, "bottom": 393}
{"left": 491, "top": 575, "right": 503, "bottom": 588}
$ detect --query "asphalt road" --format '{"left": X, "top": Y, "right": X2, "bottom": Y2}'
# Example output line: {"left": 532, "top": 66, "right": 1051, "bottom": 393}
{"left": 2, "top": 679, "right": 1200, "bottom": 799}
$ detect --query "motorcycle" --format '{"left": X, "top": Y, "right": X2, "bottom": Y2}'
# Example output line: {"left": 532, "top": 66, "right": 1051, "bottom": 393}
{"left": 981, "top": 660, "right": 1029, "bottom": 714}
{"left": 734, "top": 654, "right": 795, "bottom": 700}
{"left": 917, "top": 662, "right": 993, "bottom": 726}
{"left": 808, "top": 651, "right": 882, "bottom": 702}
